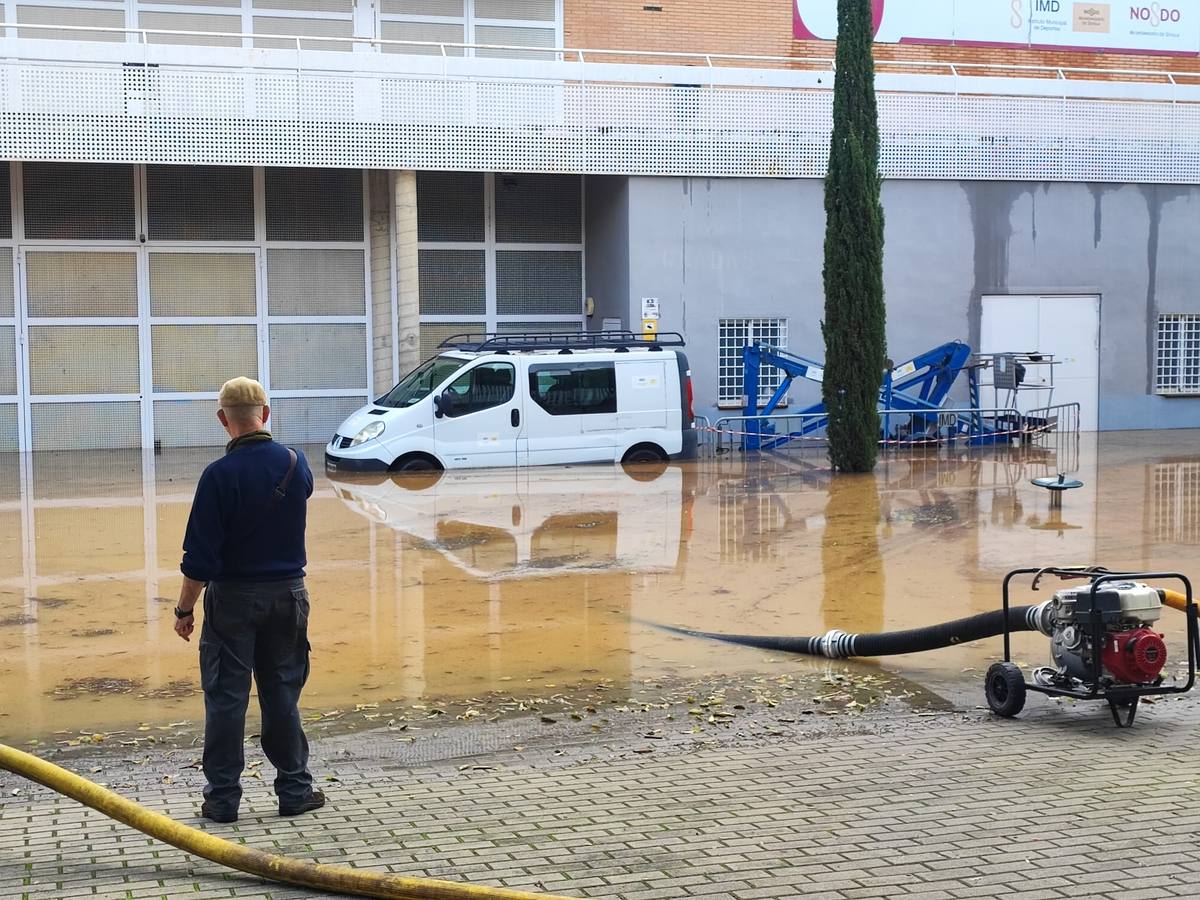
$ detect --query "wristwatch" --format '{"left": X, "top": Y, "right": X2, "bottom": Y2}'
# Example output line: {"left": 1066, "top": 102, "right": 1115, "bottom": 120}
{"left": 174, "top": 606, "right": 194, "bottom": 619}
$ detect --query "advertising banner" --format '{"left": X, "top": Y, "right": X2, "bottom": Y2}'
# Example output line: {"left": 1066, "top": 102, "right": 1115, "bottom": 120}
{"left": 794, "top": 1, "right": 1200, "bottom": 56}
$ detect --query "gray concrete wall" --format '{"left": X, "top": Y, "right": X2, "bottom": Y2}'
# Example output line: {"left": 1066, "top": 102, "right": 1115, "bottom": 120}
{"left": 584, "top": 176, "right": 631, "bottom": 332}
{"left": 612, "top": 176, "right": 1200, "bottom": 430}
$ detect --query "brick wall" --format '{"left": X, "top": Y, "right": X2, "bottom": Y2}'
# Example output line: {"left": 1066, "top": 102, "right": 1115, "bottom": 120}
{"left": 564, "top": 1, "right": 1200, "bottom": 80}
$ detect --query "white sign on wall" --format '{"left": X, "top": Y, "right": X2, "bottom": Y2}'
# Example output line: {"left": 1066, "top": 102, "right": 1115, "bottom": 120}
{"left": 641, "top": 297, "right": 660, "bottom": 320}
{"left": 794, "top": 1, "right": 1200, "bottom": 56}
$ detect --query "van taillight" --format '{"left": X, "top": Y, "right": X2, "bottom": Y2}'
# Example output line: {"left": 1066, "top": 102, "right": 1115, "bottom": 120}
{"left": 685, "top": 374, "right": 694, "bottom": 422}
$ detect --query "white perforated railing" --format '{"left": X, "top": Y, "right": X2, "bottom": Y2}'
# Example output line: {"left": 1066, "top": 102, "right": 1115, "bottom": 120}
{"left": 4, "top": 23, "right": 1200, "bottom": 181}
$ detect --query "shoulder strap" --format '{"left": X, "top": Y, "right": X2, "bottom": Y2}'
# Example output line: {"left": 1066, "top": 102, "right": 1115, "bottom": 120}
{"left": 272, "top": 447, "right": 299, "bottom": 502}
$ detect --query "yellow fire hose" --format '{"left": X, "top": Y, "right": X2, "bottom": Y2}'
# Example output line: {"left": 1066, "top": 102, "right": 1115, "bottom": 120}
{"left": 0, "top": 743, "right": 573, "bottom": 900}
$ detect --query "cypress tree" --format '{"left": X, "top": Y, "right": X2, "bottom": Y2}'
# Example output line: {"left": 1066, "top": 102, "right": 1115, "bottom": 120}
{"left": 822, "top": 0, "right": 886, "bottom": 473}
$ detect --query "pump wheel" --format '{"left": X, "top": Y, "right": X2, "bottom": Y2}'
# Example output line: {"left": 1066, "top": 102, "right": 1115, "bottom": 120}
{"left": 985, "top": 662, "right": 1027, "bottom": 718}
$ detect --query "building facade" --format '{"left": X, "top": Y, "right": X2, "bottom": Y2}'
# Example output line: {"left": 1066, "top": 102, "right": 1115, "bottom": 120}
{"left": 3, "top": 0, "right": 1200, "bottom": 452}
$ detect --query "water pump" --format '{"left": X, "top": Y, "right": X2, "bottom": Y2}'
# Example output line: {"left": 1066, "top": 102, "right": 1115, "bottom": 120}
{"left": 1030, "top": 581, "right": 1168, "bottom": 687}
{"left": 985, "top": 568, "right": 1198, "bottom": 727}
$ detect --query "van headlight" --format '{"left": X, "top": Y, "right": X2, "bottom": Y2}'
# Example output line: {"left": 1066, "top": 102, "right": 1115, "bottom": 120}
{"left": 350, "top": 421, "right": 385, "bottom": 445}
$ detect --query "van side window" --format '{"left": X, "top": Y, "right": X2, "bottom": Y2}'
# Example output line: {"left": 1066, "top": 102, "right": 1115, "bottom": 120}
{"left": 442, "top": 362, "right": 515, "bottom": 417}
{"left": 528, "top": 363, "right": 617, "bottom": 416}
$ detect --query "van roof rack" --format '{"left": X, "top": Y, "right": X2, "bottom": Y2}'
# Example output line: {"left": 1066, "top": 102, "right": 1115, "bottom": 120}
{"left": 437, "top": 330, "right": 686, "bottom": 352}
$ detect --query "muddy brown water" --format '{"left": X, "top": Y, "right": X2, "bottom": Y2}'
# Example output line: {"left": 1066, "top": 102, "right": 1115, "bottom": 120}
{"left": 2, "top": 431, "right": 1198, "bottom": 745}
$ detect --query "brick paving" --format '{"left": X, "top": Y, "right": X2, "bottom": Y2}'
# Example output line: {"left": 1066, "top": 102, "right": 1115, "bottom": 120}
{"left": 3, "top": 694, "right": 1200, "bottom": 899}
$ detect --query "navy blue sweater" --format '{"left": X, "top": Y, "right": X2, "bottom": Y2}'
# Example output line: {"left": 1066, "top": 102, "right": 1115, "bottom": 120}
{"left": 181, "top": 439, "right": 314, "bottom": 583}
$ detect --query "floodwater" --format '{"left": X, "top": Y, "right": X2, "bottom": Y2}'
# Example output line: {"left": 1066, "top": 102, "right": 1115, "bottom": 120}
{"left": 2, "top": 431, "right": 1198, "bottom": 744}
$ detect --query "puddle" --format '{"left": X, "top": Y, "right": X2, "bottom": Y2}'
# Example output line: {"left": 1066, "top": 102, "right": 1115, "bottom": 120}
{"left": 2, "top": 431, "right": 1199, "bottom": 745}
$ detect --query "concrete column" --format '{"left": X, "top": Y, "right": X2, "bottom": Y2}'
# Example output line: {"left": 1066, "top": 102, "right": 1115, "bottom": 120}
{"left": 368, "top": 170, "right": 394, "bottom": 393}
{"left": 394, "top": 170, "right": 421, "bottom": 375}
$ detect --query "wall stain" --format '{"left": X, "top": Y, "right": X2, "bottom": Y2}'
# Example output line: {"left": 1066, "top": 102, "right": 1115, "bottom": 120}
{"left": 1139, "top": 185, "right": 1190, "bottom": 393}
{"left": 964, "top": 183, "right": 1033, "bottom": 350}
{"left": 1086, "top": 183, "right": 1119, "bottom": 249}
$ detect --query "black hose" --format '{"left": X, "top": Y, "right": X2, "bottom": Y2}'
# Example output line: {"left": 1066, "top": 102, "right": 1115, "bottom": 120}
{"left": 652, "top": 605, "right": 1040, "bottom": 659}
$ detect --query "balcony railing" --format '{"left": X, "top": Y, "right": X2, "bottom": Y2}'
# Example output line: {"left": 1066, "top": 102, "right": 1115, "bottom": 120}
{"left": 2, "top": 22, "right": 1200, "bottom": 180}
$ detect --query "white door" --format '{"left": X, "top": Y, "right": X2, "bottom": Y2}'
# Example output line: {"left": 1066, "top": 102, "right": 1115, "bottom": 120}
{"left": 432, "top": 361, "right": 521, "bottom": 467}
{"left": 981, "top": 294, "right": 1100, "bottom": 431}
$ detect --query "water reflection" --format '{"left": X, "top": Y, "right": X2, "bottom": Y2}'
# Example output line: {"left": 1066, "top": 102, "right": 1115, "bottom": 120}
{"left": 2, "top": 431, "right": 1199, "bottom": 743}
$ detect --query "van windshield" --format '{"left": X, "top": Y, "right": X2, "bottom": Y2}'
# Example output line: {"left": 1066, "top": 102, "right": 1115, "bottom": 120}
{"left": 376, "top": 356, "right": 467, "bottom": 408}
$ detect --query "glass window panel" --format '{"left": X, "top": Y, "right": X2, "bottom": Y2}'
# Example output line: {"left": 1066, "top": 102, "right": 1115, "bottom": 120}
{"left": 30, "top": 401, "right": 141, "bottom": 450}
{"left": 154, "top": 399, "right": 228, "bottom": 448}
{"left": 150, "top": 252, "right": 257, "bottom": 317}
{"left": 253, "top": 15, "right": 353, "bottom": 50}
{"left": 147, "top": 165, "right": 254, "bottom": 241}
{"left": 254, "top": 0, "right": 352, "bottom": 11}
{"left": 0, "top": 405, "right": 16, "bottom": 452}
{"left": 495, "top": 173, "right": 581, "bottom": 243}
{"left": 26, "top": 252, "right": 137, "bottom": 317}
{"left": 16, "top": 5, "right": 125, "bottom": 41}
{"left": 267, "top": 248, "right": 365, "bottom": 315}
{"left": 29, "top": 326, "right": 140, "bottom": 394}
{"left": 496, "top": 250, "right": 581, "bottom": 315}
{"left": 152, "top": 325, "right": 258, "bottom": 392}
{"left": 272, "top": 396, "right": 365, "bottom": 444}
{"left": 417, "top": 172, "right": 484, "bottom": 241}
{"left": 418, "top": 322, "right": 483, "bottom": 362}
{"left": 381, "top": 20, "right": 465, "bottom": 52}
{"left": 265, "top": 168, "right": 363, "bottom": 242}
{"left": 441, "top": 362, "right": 515, "bottom": 417}
{"left": 475, "top": 0, "right": 555, "bottom": 21}
{"left": 269, "top": 324, "right": 366, "bottom": 389}
{"left": 140, "top": 11, "right": 242, "bottom": 45}
{"left": 381, "top": 0, "right": 463, "bottom": 14}
{"left": 528, "top": 363, "right": 617, "bottom": 416}
{"left": 474, "top": 24, "right": 555, "bottom": 58}
{"left": 419, "top": 249, "right": 485, "bottom": 315}
{"left": 23, "top": 163, "right": 135, "bottom": 240}
{"left": 0, "top": 326, "right": 15, "bottom": 395}
{"left": 0, "top": 250, "right": 13, "bottom": 317}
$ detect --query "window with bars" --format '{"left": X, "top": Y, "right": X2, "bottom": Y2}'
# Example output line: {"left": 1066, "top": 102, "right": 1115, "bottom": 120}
{"left": 718, "top": 318, "right": 788, "bottom": 408}
{"left": 1156, "top": 314, "right": 1200, "bottom": 395}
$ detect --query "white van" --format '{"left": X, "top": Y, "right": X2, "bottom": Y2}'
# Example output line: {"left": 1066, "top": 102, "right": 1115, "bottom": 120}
{"left": 324, "top": 331, "right": 698, "bottom": 473}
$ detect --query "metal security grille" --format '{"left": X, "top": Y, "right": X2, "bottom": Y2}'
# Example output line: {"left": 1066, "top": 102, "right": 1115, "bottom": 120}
{"left": 265, "top": 169, "right": 364, "bottom": 241}
{"left": 1156, "top": 314, "right": 1200, "bottom": 395}
{"left": 7, "top": 162, "right": 373, "bottom": 451}
{"left": 147, "top": 166, "right": 255, "bottom": 241}
{"left": 418, "top": 250, "right": 486, "bottom": 314}
{"left": 23, "top": 164, "right": 135, "bottom": 240}
{"left": 718, "top": 318, "right": 788, "bottom": 408}
{"left": 495, "top": 174, "right": 581, "bottom": 243}
{"left": 417, "top": 172, "right": 485, "bottom": 241}
{"left": 417, "top": 171, "right": 583, "bottom": 356}
{"left": 495, "top": 250, "right": 581, "bottom": 315}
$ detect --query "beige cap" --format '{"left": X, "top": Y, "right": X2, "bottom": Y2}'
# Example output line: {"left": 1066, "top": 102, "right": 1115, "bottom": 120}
{"left": 218, "top": 376, "right": 268, "bottom": 408}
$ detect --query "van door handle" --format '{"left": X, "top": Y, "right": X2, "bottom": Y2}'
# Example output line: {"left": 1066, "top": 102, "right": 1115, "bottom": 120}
{"left": 511, "top": 409, "right": 520, "bottom": 428}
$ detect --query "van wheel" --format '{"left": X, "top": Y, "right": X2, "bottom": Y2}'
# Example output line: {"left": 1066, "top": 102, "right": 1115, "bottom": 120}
{"left": 391, "top": 454, "right": 442, "bottom": 473}
{"left": 622, "top": 444, "right": 667, "bottom": 464}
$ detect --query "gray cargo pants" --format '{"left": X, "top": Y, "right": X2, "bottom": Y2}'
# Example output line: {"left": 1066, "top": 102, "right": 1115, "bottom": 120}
{"left": 199, "top": 578, "right": 313, "bottom": 814}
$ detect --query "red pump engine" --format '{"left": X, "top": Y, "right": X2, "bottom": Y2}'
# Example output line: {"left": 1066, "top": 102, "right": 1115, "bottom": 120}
{"left": 1102, "top": 628, "right": 1168, "bottom": 684}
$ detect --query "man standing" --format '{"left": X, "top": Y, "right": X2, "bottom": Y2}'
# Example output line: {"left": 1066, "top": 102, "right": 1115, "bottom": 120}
{"left": 173, "top": 377, "right": 325, "bottom": 824}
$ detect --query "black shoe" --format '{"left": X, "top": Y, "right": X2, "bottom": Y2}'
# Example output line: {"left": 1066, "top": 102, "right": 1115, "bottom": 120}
{"left": 279, "top": 789, "right": 326, "bottom": 817}
{"left": 200, "top": 801, "right": 238, "bottom": 824}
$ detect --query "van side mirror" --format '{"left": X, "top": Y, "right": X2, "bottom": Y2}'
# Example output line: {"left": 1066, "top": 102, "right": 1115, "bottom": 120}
{"left": 435, "top": 388, "right": 456, "bottom": 418}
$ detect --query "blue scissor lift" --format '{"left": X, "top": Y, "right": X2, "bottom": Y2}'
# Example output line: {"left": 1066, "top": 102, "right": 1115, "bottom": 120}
{"left": 741, "top": 341, "right": 1011, "bottom": 451}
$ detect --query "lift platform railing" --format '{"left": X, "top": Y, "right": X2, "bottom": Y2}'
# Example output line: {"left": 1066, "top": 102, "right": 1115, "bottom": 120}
{"left": 710, "top": 406, "right": 1036, "bottom": 453}
{"left": 438, "top": 331, "right": 686, "bottom": 352}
